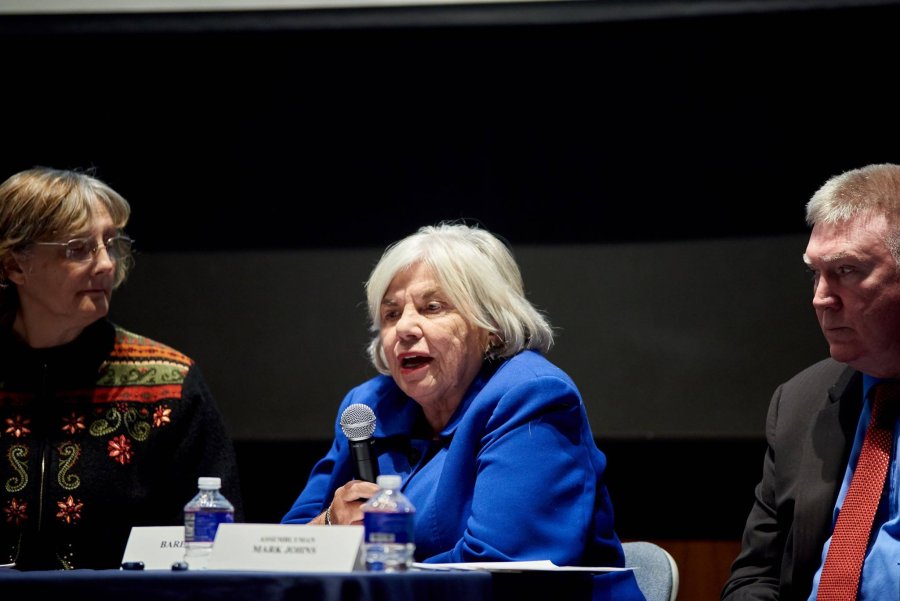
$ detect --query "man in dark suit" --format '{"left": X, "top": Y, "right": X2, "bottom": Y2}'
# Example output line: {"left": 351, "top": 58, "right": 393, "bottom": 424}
{"left": 721, "top": 163, "right": 900, "bottom": 601}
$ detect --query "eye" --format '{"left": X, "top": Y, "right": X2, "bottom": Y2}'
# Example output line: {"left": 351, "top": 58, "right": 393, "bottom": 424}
{"left": 105, "top": 236, "right": 134, "bottom": 260}
{"left": 65, "top": 238, "right": 94, "bottom": 260}
{"left": 67, "top": 239, "right": 90, "bottom": 253}
{"left": 381, "top": 309, "right": 400, "bottom": 323}
{"left": 425, "top": 301, "right": 443, "bottom": 313}
{"left": 836, "top": 265, "right": 856, "bottom": 275}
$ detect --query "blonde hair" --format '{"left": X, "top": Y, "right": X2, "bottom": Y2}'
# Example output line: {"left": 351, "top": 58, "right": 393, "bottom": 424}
{"left": 0, "top": 167, "right": 132, "bottom": 320}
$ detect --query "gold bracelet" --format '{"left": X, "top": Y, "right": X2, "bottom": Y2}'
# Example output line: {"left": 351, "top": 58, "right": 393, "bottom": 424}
{"left": 325, "top": 503, "right": 333, "bottom": 525}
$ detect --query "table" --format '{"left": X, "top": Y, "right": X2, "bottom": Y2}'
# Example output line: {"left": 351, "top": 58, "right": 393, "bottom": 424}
{"left": 0, "top": 567, "right": 640, "bottom": 601}
{"left": 0, "top": 569, "right": 489, "bottom": 600}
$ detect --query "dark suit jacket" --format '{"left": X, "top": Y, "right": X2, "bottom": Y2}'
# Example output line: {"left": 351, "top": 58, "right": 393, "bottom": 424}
{"left": 721, "top": 358, "right": 863, "bottom": 601}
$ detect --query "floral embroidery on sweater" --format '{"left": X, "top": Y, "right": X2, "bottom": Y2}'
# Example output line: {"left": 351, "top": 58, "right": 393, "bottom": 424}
{"left": 0, "top": 325, "right": 192, "bottom": 526}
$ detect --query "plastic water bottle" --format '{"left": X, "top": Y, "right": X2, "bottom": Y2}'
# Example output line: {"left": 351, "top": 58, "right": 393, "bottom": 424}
{"left": 183, "top": 476, "right": 235, "bottom": 569}
{"left": 362, "top": 474, "right": 416, "bottom": 572}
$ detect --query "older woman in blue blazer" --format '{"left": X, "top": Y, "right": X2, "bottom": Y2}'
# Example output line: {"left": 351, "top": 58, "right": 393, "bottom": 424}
{"left": 282, "top": 222, "right": 643, "bottom": 601}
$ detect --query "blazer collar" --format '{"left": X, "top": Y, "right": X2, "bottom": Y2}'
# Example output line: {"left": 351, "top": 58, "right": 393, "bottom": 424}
{"left": 793, "top": 365, "right": 862, "bottom": 584}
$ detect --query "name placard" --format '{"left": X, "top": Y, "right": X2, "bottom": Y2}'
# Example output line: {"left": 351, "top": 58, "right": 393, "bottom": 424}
{"left": 121, "top": 526, "right": 186, "bottom": 569}
{"left": 206, "top": 523, "right": 364, "bottom": 572}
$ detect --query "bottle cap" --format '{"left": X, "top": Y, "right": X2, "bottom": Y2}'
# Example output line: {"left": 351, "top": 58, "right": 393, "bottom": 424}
{"left": 375, "top": 474, "right": 401, "bottom": 489}
{"left": 198, "top": 476, "right": 221, "bottom": 489}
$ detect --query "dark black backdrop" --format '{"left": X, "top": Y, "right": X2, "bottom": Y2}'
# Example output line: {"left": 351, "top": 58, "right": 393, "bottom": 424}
{"left": 2, "top": 2, "right": 898, "bottom": 251}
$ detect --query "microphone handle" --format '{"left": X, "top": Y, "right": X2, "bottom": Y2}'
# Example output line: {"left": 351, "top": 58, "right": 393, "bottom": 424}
{"left": 350, "top": 437, "right": 379, "bottom": 483}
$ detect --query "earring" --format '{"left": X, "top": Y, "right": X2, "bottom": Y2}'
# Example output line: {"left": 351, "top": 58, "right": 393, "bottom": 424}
{"left": 483, "top": 335, "right": 502, "bottom": 360}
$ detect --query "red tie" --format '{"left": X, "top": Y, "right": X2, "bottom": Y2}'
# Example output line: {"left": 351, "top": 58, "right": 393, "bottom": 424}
{"left": 818, "top": 383, "right": 899, "bottom": 601}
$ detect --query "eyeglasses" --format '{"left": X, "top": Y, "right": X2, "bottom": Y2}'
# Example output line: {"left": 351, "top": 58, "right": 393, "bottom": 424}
{"left": 32, "top": 235, "right": 135, "bottom": 262}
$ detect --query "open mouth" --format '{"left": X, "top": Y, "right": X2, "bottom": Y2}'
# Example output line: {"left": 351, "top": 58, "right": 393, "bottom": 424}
{"left": 401, "top": 356, "right": 432, "bottom": 369}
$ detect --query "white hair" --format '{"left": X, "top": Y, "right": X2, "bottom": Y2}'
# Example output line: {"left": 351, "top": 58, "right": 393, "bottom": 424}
{"left": 364, "top": 222, "right": 553, "bottom": 375}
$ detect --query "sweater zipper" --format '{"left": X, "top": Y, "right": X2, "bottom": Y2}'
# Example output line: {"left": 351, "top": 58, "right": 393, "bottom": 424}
{"left": 37, "top": 361, "right": 49, "bottom": 534}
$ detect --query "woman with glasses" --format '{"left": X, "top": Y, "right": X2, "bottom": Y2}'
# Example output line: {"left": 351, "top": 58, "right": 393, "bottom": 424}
{"left": 0, "top": 167, "right": 243, "bottom": 570}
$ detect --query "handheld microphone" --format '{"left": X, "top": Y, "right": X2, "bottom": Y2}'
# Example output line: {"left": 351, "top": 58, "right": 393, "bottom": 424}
{"left": 340, "top": 403, "right": 379, "bottom": 483}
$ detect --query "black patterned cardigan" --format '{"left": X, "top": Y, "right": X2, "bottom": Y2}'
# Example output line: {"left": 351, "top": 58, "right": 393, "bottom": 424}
{"left": 0, "top": 319, "right": 243, "bottom": 569}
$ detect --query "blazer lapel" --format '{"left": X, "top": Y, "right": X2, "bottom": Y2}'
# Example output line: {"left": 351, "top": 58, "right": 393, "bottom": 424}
{"left": 793, "top": 366, "right": 862, "bottom": 580}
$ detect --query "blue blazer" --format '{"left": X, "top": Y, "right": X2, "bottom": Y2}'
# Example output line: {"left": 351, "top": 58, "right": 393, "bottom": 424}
{"left": 283, "top": 351, "right": 633, "bottom": 569}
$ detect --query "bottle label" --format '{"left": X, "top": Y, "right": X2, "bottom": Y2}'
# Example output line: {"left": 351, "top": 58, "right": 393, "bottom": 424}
{"left": 364, "top": 512, "right": 414, "bottom": 544}
{"left": 185, "top": 510, "right": 234, "bottom": 543}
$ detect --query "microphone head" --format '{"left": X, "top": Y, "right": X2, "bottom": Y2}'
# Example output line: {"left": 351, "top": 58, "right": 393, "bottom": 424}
{"left": 340, "top": 403, "right": 376, "bottom": 441}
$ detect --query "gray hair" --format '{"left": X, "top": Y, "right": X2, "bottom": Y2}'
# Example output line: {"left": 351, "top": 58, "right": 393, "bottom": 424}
{"left": 365, "top": 222, "right": 553, "bottom": 375}
{"left": 806, "top": 163, "right": 900, "bottom": 266}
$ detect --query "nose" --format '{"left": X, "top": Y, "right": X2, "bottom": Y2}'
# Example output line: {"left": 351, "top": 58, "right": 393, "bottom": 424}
{"left": 812, "top": 275, "right": 839, "bottom": 311}
{"left": 92, "top": 243, "right": 115, "bottom": 272}
{"left": 395, "top": 305, "right": 423, "bottom": 339}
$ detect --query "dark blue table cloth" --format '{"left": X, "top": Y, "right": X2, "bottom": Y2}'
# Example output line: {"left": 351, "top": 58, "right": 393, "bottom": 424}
{"left": 0, "top": 566, "right": 642, "bottom": 601}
